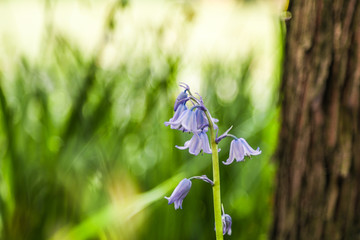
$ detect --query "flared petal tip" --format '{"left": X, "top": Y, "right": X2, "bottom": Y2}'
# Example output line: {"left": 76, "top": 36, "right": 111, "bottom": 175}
{"left": 164, "top": 196, "right": 172, "bottom": 204}
{"left": 222, "top": 159, "right": 233, "bottom": 165}
{"left": 174, "top": 200, "right": 183, "bottom": 210}
{"left": 253, "top": 147, "right": 262, "bottom": 155}
{"left": 175, "top": 144, "right": 188, "bottom": 150}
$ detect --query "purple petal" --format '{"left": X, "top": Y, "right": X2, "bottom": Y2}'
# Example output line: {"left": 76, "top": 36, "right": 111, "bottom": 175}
{"left": 199, "top": 132, "right": 212, "bottom": 154}
{"left": 172, "top": 104, "right": 187, "bottom": 121}
{"left": 233, "top": 139, "right": 245, "bottom": 162}
{"left": 164, "top": 196, "right": 171, "bottom": 204}
{"left": 174, "top": 201, "right": 180, "bottom": 209}
{"left": 175, "top": 140, "right": 191, "bottom": 150}
{"left": 181, "top": 110, "right": 198, "bottom": 132}
{"left": 174, "top": 91, "right": 188, "bottom": 111}
{"left": 223, "top": 214, "right": 232, "bottom": 235}
{"left": 176, "top": 131, "right": 212, "bottom": 156}
{"left": 188, "top": 134, "right": 202, "bottom": 155}
{"left": 165, "top": 178, "right": 192, "bottom": 210}
{"left": 164, "top": 105, "right": 187, "bottom": 128}
{"left": 215, "top": 207, "right": 232, "bottom": 236}
{"left": 239, "top": 138, "right": 261, "bottom": 156}
{"left": 195, "top": 109, "right": 208, "bottom": 130}
{"left": 223, "top": 140, "right": 236, "bottom": 165}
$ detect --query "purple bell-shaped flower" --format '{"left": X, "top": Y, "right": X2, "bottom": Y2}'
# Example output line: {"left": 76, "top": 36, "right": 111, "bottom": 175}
{"left": 175, "top": 130, "right": 212, "bottom": 155}
{"left": 222, "top": 212, "right": 232, "bottom": 236}
{"left": 165, "top": 178, "right": 192, "bottom": 210}
{"left": 222, "top": 138, "right": 261, "bottom": 165}
{"left": 174, "top": 91, "right": 188, "bottom": 111}
{"left": 215, "top": 205, "right": 232, "bottom": 236}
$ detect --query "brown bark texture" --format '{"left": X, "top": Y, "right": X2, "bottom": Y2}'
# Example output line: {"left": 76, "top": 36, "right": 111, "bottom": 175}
{"left": 271, "top": 0, "right": 360, "bottom": 240}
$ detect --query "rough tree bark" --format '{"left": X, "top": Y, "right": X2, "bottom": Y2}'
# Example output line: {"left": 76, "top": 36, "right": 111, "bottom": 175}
{"left": 271, "top": 0, "right": 360, "bottom": 240}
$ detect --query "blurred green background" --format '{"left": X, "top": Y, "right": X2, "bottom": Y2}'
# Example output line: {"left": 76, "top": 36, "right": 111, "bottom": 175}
{"left": 0, "top": 0, "right": 284, "bottom": 239}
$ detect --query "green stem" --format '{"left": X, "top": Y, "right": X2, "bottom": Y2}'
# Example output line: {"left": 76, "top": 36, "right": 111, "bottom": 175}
{"left": 205, "top": 111, "right": 223, "bottom": 240}
{"left": 186, "top": 90, "right": 223, "bottom": 239}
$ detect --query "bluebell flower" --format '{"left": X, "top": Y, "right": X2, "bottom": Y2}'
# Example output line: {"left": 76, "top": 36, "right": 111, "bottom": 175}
{"left": 222, "top": 138, "right": 261, "bottom": 165}
{"left": 174, "top": 91, "right": 188, "bottom": 111}
{"left": 164, "top": 91, "right": 189, "bottom": 131}
{"left": 165, "top": 178, "right": 192, "bottom": 210}
{"left": 176, "top": 131, "right": 212, "bottom": 155}
{"left": 195, "top": 108, "right": 207, "bottom": 129}
{"left": 180, "top": 109, "right": 199, "bottom": 132}
{"left": 194, "top": 108, "right": 218, "bottom": 131}
{"left": 215, "top": 205, "right": 232, "bottom": 235}
{"left": 164, "top": 104, "right": 188, "bottom": 131}
{"left": 222, "top": 212, "right": 232, "bottom": 235}
{"left": 165, "top": 107, "right": 199, "bottom": 133}
{"left": 165, "top": 88, "right": 219, "bottom": 133}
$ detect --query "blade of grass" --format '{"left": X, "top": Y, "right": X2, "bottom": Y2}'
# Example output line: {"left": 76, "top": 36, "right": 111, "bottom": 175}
{"left": 0, "top": 73, "right": 16, "bottom": 233}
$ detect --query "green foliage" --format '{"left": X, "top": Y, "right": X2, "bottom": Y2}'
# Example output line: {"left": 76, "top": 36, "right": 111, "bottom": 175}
{"left": 0, "top": 1, "right": 284, "bottom": 239}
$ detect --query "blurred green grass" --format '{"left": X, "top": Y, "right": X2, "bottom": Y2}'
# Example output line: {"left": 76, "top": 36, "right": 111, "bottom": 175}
{"left": 0, "top": 0, "right": 284, "bottom": 239}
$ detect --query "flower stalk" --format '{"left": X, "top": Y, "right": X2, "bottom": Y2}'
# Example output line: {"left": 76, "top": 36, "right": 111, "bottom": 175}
{"left": 188, "top": 86, "right": 223, "bottom": 238}
{"left": 206, "top": 110, "right": 223, "bottom": 240}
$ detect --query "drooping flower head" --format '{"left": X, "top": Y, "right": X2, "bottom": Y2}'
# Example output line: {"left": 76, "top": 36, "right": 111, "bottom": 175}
{"left": 176, "top": 130, "right": 212, "bottom": 155}
{"left": 180, "top": 108, "right": 199, "bottom": 133}
{"left": 215, "top": 205, "right": 232, "bottom": 236}
{"left": 165, "top": 178, "right": 192, "bottom": 210}
{"left": 222, "top": 138, "right": 261, "bottom": 165}
{"left": 165, "top": 175, "right": 214, "bottom": 210}
{"left": 165, "top": 83, "right": 220, "bottom": 136}
{"left": 164, "top": 103, "right": 188, "bottom": 130}
{"left": 164, "top": 107, "right": 196, "bottom": 132}
{"left": 222, "top": 212, "right": 232, "bottom": 236}
{"left": 165, "top": 106, "right": 218, "bottom": 133}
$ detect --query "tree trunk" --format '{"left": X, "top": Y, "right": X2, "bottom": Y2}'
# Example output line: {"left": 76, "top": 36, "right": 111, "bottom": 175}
{"left": 271, "top": 0, "right": 360, "bottom": 240}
